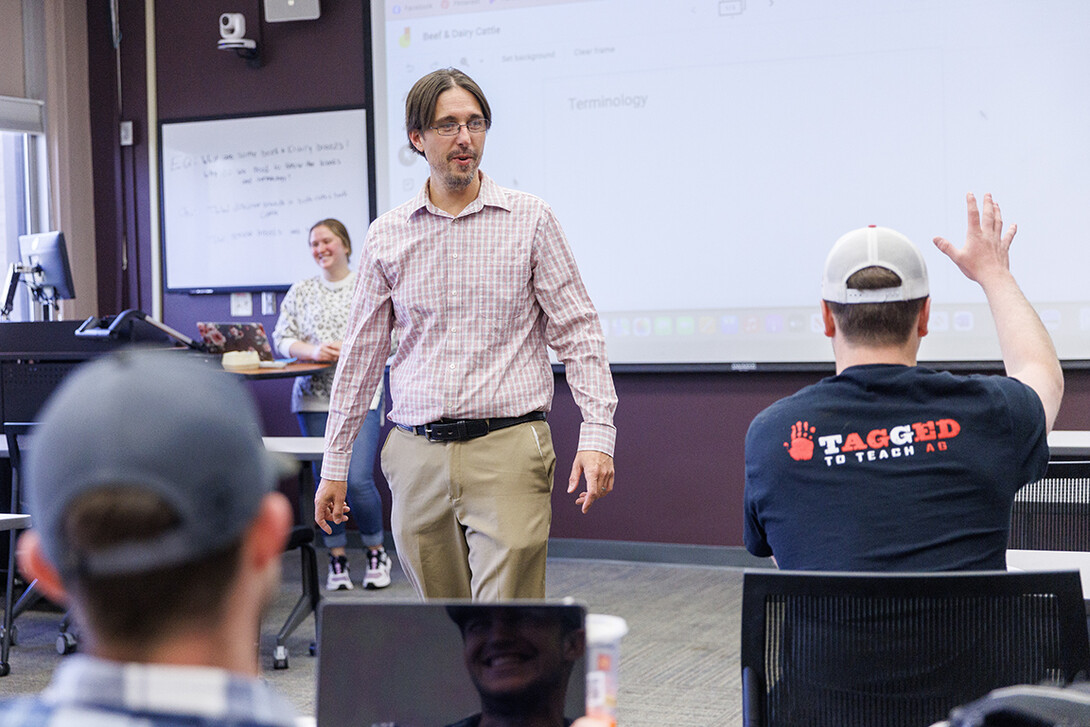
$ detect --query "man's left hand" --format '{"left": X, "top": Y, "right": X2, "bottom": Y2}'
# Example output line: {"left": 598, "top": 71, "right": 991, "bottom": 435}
{"left": 568, "top": 450, "right": 615, "bottom": 513}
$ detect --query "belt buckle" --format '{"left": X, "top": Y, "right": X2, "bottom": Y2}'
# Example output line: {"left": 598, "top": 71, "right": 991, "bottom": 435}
{"left": 424, "top": 421, "right": 466, "bottom": 442}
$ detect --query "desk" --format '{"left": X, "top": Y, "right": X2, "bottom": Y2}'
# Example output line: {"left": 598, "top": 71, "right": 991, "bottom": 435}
{"left": 0, "top": 514, "right": 29, "bottom": 530}
{"left": 1007, "top": 550, "right": 1090, "bottom": 599}
{"left": 1047, "top": 430, "right": 1090, "bottom": 458}
{"left": 263, "top": 437, "right": 324, "bottom": 525}
{"left": 230, "top": 361, "right": 333, "bottom": 380}
{"left": 263, "top": 436, "right": 324, "bottom": 461}
{"left": 1009, "top": 435, "right": 1090, "bottom": 599}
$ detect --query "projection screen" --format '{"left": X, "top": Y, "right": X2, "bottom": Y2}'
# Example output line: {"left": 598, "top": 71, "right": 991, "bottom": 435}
{"left": 370, "top": 0, "right": 1090, "bottom": 367}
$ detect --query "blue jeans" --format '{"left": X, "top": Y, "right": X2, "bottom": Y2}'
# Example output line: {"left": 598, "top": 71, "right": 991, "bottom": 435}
{"left": 298, "top": 399, "right": 385, "bottom": 551}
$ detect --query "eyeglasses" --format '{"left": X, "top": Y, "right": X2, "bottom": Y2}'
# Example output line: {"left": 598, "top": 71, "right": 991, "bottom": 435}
{"left": 429, "top": 118, "right": 490, "bottom": 136}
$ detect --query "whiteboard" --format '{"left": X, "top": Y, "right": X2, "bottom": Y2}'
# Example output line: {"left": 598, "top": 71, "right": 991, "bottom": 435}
{"left": 160, "top": 108, "right": 370, "bottom": 292}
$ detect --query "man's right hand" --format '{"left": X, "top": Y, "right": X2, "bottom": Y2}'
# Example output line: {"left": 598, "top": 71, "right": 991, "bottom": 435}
{"left": 934, "top": 192, "right": 1063, "bottom": 431}
{"left": 315, "top": 478, "right": 350, "bottom": 534}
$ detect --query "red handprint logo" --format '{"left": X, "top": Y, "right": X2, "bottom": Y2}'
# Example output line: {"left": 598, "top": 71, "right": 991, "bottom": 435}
{"left": 784, "top": 420, "right": 816, "bottom": 461}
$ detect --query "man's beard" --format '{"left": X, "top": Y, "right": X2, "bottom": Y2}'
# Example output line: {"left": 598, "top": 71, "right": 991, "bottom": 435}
{"left": 441, "top": 151, "right": 478, "bottom": 190}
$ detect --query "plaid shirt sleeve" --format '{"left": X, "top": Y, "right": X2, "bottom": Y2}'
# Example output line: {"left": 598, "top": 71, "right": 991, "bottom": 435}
{"left": 532, "top": 205, "right": 617, "bottom": 456}
{"left": 321, "top": 232, "right": 394, "bottom": 481}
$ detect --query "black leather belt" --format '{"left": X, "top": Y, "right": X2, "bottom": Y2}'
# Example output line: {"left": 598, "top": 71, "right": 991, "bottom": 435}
{"left": 397, "top": 411, "right": 546, "bottom": 442}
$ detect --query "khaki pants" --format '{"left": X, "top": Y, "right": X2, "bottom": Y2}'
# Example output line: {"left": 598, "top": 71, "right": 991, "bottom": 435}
{"left": 381, "top": 419, "right": 556, "bottom": 600}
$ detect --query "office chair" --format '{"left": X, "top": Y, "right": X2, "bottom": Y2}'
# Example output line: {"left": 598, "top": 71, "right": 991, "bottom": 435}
{"left": 740, "top": 570, "right": 1090, "bottom": 727}
{"left": 1009, "top": 460, "right": 1090, "bottom": 551}
{"left": 272, "top": 524, "right": 320, "bottom": 669}
{"left": 3, "top": 423, "right": 78, "bottom": 672}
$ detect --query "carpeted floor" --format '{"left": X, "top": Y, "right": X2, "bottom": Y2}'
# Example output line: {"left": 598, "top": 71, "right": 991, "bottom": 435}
{"left": 0, "top": 549, "right": 747, "bottom": 725}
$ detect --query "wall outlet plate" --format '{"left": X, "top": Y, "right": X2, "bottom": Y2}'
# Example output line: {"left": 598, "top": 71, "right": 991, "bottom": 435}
{"left": 264, "top": 0, "right": 320, "bottom": 22}
{"left": 231, "top": 292, "right": 253, "bottom": 317}
{"left": 261, "top": 291, "right": 277, "bottom": 315}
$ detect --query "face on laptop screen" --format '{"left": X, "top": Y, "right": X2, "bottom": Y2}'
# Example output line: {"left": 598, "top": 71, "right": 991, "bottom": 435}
{"left": 317, "top": 602, "right": 587, "bottom": 727}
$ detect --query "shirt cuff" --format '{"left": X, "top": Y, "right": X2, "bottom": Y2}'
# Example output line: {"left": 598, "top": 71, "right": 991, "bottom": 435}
{"left": 577, "top": 422, "right": 616, "bottom": 457}
{"left": 277, "top": 337, "right": 298, "bottom": 360}
{"left": 320, "top": 451, "right": 351, "bottom": 481}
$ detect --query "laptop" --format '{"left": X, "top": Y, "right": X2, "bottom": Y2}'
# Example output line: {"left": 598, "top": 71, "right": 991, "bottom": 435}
{"left": 195, "top": 321, "right": 274, "bottom": 360}
{"left": 316, "top": 601, "right": 587, "bottom": 727}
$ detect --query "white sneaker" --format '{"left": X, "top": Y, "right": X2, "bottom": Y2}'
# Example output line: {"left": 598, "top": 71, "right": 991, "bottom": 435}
{"left": 364, "top": 549, "right": 392, "bottom": 589}
{"left": 326, "top": 554, "right": 354, "bottom": 591}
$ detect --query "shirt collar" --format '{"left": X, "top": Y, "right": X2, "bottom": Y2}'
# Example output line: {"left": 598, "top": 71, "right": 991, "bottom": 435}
{"left": 404, "top": 171, "right": 512, "bottom": 222}
{"left": 318, "top": 270, "right": 356, "bottom": 291}
{"left": 39, "top": 655, "right": 298, "bottom": 726}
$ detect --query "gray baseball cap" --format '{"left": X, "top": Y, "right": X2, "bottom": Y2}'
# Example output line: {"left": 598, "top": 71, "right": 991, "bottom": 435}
{"left": 822, "top": 225, "right": 929, "bottom": 304}
{"left": 25, "top": 350, "right": 294, "bottom": 578}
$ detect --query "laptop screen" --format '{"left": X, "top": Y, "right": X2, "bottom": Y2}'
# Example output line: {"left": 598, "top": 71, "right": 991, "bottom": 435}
{"left": 195, "top": 321, "right": 274, "bottom": 360}
{"left": 316, "top": 601, "right": 587, "bottom": 727}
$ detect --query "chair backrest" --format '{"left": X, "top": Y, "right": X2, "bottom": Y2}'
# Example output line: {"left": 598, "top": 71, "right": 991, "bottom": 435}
{"left": 1009, "top": 460, "right": 1090, "bottom": 551}
{"left": 740, "top": 569, "right": 1090, "bottom": 727}
{"left": 4, "top": 422, "right": 36, "bottom": 512}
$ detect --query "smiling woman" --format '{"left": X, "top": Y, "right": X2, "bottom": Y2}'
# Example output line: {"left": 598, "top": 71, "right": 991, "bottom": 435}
{"left": 271, "top": 219, "right": 394, "bottom": 593}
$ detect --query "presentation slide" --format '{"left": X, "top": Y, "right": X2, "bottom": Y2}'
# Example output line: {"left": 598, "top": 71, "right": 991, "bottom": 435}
{"left": 371, "top": 0, "right": 1090, "bottom": 365}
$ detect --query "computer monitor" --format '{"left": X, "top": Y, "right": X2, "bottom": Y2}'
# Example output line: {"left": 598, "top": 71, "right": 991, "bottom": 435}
{"left": 18, "top": 231, "right": 76, "bottom": 303}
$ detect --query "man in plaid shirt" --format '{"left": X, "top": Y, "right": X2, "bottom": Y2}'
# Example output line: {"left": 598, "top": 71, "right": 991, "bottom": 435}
{"left": 316, "top": 68, "right": 618, "bottom": 600}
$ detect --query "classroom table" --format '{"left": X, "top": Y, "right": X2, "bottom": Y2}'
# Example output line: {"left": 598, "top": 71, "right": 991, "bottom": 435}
{"left": 229, "top": 361, "right": 333, "bottom": 380}
{"left": 1007, "top": 431, "right": 1090, "bottom": 598}
{"left": 1046, "top": 430, "right": 1090, "bottom": 458}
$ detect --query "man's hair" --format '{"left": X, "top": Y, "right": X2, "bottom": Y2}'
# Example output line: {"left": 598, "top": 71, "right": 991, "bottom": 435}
{"left": 446, "top": 605, "right": 584, "bottom": 636}
{"left": 311, "top": 218, "right": 352, "bottom": 259}
{"left": 405, "top": 68, "right": 491, "bottom": 157}
{"left": 64, "top": 487, "right": 243, "bottom": 645}
{"left": 826, "top": 266, "right": 927, "bottom": 346}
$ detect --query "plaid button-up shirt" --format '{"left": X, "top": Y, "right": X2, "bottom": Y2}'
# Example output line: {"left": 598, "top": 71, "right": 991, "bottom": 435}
{"left": 0, "top": 655, "right": 297, "bottom": 726}
{"left": 322, "top": 173, "right": 617, "bottom": 480}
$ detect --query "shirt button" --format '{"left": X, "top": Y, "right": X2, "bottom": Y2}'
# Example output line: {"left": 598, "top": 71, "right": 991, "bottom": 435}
{"left": 449, "top": 363, "right": 457, "bottom": 370}
{"left": 452, "top": 253, "right": 459, "bottom": 259}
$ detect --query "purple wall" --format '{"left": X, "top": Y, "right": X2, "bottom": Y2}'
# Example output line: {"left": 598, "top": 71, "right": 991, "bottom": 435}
{"left": 87, "top": 1, "right": 1090, "bottom": 548}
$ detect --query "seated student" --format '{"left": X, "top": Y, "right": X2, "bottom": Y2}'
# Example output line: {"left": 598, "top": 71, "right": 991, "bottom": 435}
{"left": 0, "top": 352, "right": 297, "bottom": 726}
{"left": 744, "top": 193, "right": 1062, "bottom": 571}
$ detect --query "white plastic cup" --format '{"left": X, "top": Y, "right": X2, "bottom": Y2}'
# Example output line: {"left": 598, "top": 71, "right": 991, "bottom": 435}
{"left": 585, "top": 613, "right": 629, "bottom": 726}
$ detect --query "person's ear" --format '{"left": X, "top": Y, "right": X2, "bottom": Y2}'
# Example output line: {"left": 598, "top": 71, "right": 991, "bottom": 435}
{"left": 409, "top": 129, "right": 426, "bottom": 155}
{"left": 917, "top": 297, "right": 930, "bottom": 338}
{"left": 17, "top": 530, "right": 69, "bottom": 606}
{"left": 821, "top": 301, "right": 837, "bottom": 338}
{"left": 244, "top": 492, "right": 293, "bottom": 571}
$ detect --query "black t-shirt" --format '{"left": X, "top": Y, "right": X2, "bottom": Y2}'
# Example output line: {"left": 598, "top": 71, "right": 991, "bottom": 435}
{"left": 743, "top": 364, "right": 1049, "bottom": 571}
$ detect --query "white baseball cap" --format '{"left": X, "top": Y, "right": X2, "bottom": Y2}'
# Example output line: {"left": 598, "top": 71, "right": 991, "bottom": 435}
{"left": 821, "top": 225, "right": 929, "bottom": 304}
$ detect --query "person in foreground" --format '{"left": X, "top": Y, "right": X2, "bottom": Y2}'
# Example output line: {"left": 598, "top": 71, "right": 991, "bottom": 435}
{"left": 443, "top": 606, "right": 586, "bottom": 727}
{"left": 273, "top": 218, "right": 393, "bottom": 591}
{"left": 315, "top": 68, "right": 618, "bottom": 600}
{"left": 744, "top": 193, "right": 1062, "bottom": 571}
{"left": 0, "top": 352, "right": 296, "bottom": 726}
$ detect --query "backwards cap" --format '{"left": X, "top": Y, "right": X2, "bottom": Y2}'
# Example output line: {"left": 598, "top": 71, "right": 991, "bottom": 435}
{"left": 822, "top": 225, "right": 929, "bottom": 304}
